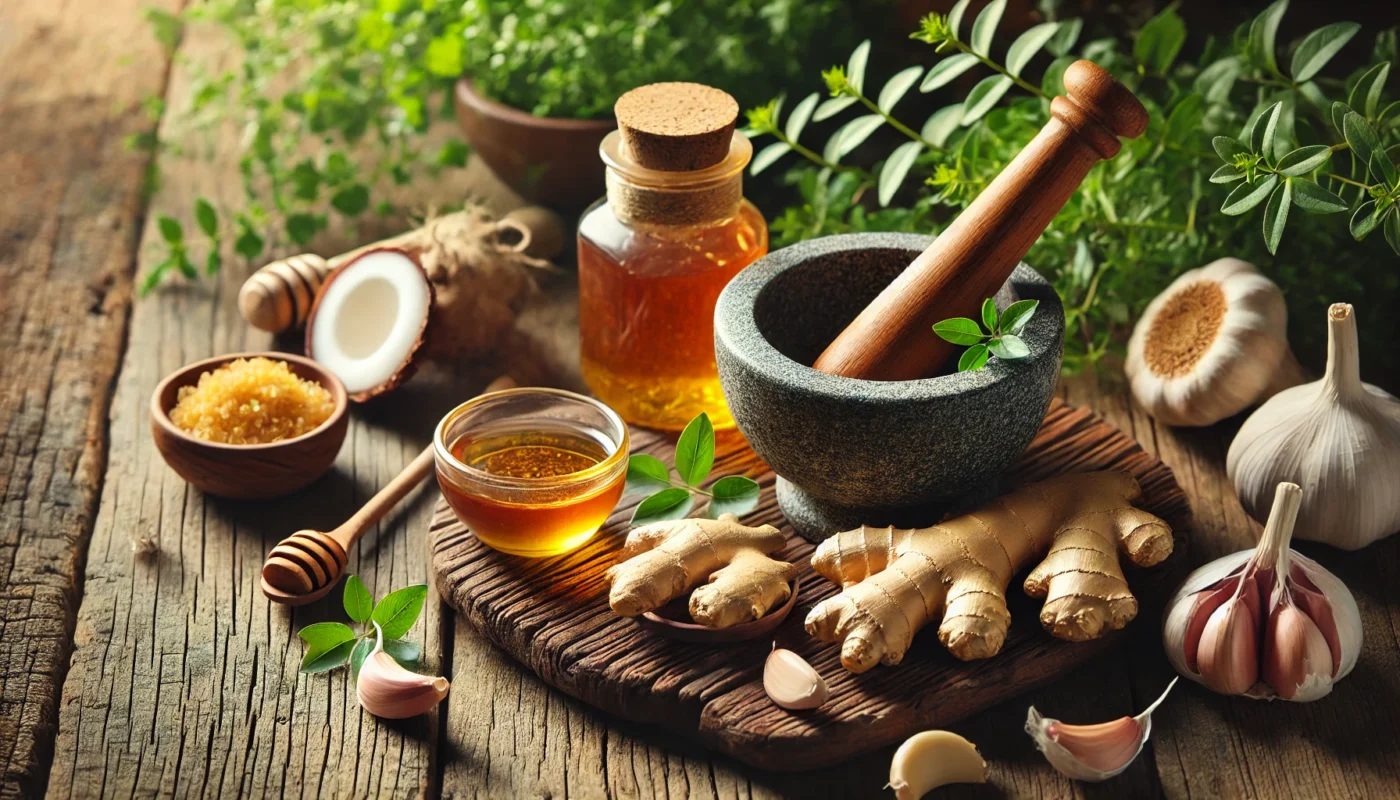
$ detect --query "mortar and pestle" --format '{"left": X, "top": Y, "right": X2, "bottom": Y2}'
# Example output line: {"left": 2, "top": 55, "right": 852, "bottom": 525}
{"left": 715, "top": 61, "right": 1148, "bottom": 539}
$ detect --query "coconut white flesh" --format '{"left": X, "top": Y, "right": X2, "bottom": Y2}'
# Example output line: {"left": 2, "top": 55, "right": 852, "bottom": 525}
{"left": 310, "top": 250, "right": 430, "bottom": 396}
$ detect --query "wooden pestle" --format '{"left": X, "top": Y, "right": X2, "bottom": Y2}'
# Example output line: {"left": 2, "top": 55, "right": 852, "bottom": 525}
{"left": 812, "top": 61, "right": 1148, "bottom": 380}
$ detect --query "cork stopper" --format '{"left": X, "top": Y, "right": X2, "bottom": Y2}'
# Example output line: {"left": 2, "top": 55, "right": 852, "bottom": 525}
{"left": 614, "top": 82, "right": 739, "bottom": 172}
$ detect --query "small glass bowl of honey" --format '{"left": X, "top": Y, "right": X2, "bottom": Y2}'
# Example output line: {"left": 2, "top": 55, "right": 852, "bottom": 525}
{"left": 433, "top": 388, "right": 628, "bottom": 557}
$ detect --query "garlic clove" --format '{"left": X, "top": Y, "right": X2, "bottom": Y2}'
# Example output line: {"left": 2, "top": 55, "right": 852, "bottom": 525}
{"left": 1196, "top": 597, "right": 1259, "bottom": 695}
{"left": 1290, "top": 554, "right": 1363, "bottom": 682}
{"left": 1026, "top": 678, "right": 1176, "bottom": 782}
{"left": 888, "top": 730, "right": 986, "bottom": 799}
{"left": 356, "top": 622, "right": 450, "bottom": 719}
{"left": 1263, "top": 603, "right": 1335, "bottom": 701}
{"left": 763, "top": 647, "right": 829, "bottom": 710}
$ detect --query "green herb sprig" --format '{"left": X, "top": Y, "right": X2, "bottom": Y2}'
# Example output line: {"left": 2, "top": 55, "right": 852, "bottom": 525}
{"left": 934, "top": 298, "right": 1039, "bottom": 371}
{"left": 297, "top": 577, "right": 426, "bottom": 677}
{"left": 626, "top": 413, "right": 761, "bottom": 527}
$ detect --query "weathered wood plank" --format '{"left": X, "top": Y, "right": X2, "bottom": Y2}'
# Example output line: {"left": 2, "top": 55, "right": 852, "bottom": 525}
{"left": 0, "top": 0, "right": 179, "bottom": 793}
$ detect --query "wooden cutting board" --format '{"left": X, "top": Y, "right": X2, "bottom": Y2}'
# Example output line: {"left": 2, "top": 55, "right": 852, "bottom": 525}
{"left": 430, "top": 398, "right": 1191, "bottom": 772}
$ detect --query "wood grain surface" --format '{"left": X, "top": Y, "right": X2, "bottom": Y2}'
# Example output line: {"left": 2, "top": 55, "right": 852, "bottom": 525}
{"left": 430, "top": 400, "right": 1192, "bottom": 771}
{"left": 5, "top": 0, "right": 1400, "bottom": 796}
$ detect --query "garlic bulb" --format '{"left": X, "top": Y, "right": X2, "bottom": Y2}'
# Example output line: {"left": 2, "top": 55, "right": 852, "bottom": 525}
{"left": 1163, "top": 483, "right": 1362, "bottom": 701}
{"left": 1228, "top": 303, "right": 1400, "bottom": 550}
{"left": 1125, "top": 258, "right": 1303, "bottom": 427}
{"left": 357, "top": 622, "right": 450, "bottom": 719}
{"left": 1025, "top": 678, "right": 1176, "bottom": 782}
{"left": 763, "top": 647, "right": 829, "bottom": 710}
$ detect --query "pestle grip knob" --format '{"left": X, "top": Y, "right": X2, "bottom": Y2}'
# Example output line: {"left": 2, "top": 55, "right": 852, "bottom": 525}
{"left": 811, "top": 60, "right": 1147, "bottom": 381}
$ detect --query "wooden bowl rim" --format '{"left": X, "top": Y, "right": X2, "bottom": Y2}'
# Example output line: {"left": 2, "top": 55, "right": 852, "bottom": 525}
{"left": 454, "top": 78, "right": 617, "bottom": 132}
{"left": 150, "top": 350, "right": 349, "bottom": 452}
{"left": 638, "top": 575, "right": 802, "bottom": 644}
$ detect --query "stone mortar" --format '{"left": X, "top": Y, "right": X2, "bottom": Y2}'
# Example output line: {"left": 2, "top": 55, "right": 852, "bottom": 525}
{"left": 714, "top": 233, "right": 1064, "bottom": 541}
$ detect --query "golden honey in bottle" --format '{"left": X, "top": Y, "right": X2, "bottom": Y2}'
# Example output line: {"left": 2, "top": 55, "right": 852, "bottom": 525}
{"left": 579, "top": 82, "right": 768, "bottom": 431}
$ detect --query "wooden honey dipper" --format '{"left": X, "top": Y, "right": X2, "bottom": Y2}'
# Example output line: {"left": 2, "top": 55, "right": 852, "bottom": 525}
{"left": 260, "top": 375, "right": 516, "bottom": 606}
{"left": 812, "top": 60, "right": 1148, "bottom": 380}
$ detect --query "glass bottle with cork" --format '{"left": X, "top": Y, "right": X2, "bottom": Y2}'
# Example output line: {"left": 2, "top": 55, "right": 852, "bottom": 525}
{"left": 578, "top": 82, "right": 767, "bottom": 431}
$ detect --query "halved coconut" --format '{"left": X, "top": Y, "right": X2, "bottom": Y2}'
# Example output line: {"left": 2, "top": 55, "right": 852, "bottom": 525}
{"left": 305, "top": 248, "right": 433, "bottom": 402}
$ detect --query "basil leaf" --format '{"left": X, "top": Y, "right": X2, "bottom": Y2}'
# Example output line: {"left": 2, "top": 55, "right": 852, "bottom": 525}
{"left": 999, "top": 299, "right": 1039, "bottom": 336}
{"left": 631, "top": 488, "right": 694, "bottom": 527}
{"left": 989, "top": 334, "right": 1030, "bottom": 360}
{"left": 371, "top": 585, "right": 428, "bottom": 641}
{"left": 958, "top": 344, "right": 990, "bottom": 372}
{"left": 980, "top": 298, "right": 998, "bottom": 332}
{"left": 674, "top": 413, "right": 716, "bottom": 487}
{"left": 350, "top": 637, "right": 374, "bottom": 681}
{"left": 299, "top": 622, "right": 357, "bottom": 671}
{"left": 933, "top": 317, "right": 986, "bottom": 346}
{"left": 301, "top": 639, "right": 356, "bottom": 674}
{"left": 343, "top": 575, "right": 373, "bottom": 623}
{"left": 706, "top": 476, "right": 761, "bottom": 519}
{"left": 625, "top": 454, "right": 671, "bottom": 495}
{"left": 383, "top": 638, "right": 422, "bottom": 666}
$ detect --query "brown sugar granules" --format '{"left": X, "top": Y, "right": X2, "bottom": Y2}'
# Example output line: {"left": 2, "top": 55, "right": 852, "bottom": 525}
{"left": 170, "top": 357, "right": 334, "bottom": 444}
{"left": 1143, "top": 281, "right": 1227, "bottom": 377}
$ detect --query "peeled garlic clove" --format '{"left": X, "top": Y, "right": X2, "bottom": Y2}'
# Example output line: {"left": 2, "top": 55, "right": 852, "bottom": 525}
{"left": 1196, "top": 597, "right": 1259, "bottom": 695}
{"left": 1026, "top": 678, "right": 1176, "bottom": 782}
{"left": 356, "top": 622, "right": 450, "bottom": 719}
{"left": 1263, "top": 604, "right": 1335, "bottom": 701}
{"left": 888, "top": 730, "right": 986, "bottom": 799}
{"left": 763, "top": 647, "right": 829, "bottom": 710}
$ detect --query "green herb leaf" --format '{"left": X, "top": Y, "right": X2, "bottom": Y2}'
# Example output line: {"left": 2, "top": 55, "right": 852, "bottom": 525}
{"left": 989, "top": 334, "right": 1030, "bottom": 360}
{"left": 1289, "top": 22, "right": 1360, "bottom": 82}
{"left": 383, "top": 638, "right": 422, "bottom": 666}
{"left": 1248, "top": 0, "right": 1288, "bottom": 75}
{"left": 813, "top": 96, "right": 858, "bottom": 122}
{"left": 958, "top": 343, "right": 990, "bottom": 372}
{"left": 194, "top": 198, "right": 218, "bottom": 238}
{"left": 343, "top": 575, "right": 373, "bottom": 623}
{"left": 286, "top": 212, "right": 323, "bottom": 245}
{"left": 298, "top": 622, "right": 357, "bottom": 671}
{"left": 981, "top": 298, "right": 998, "bottom": 332}
{"left": 1331, "top": 101, "right": 1354, "bottom": 134}
{"left": 706, "top": 476, "right": 761, "bottom": 519}
{"left": 1212, "top": 136, "right": 1248, "bottom": 163}
{"left": 1163, "top": 94, "right": 1204, "bottom": 145}
{"left": 785, "top": 93, "right": 820, "bottom": 141}
{"left": 1041, "top": 55, "right": 1075, "bottom": 98}
{"left": 1249, "top": 101, "right": 1282, "bottom": 160}
{"left": 1210, "top": 164, "right": 1245, "bottom": 184}
{"left": 921, "top": 53, "right": 978, "bottom": 92}
{"left": 290, "top": 159, "right": 321, "bottom": 201}
{"left": 157, "top": 215, "right": 183, "bottom": 244}
{"left": 437, "top": 140, "right": 470, "bottom": 168}
{"left": 946, "top": 0, "right": 973, "bottom": 40}
{"left": 1384, "top": 209, "right": 1400, "bottom": 255}
{"left": 933, "top": 317, "right": 986, "bottom": 345}
{"left": 847, "top": 40, "right": 872, "bottom": 93}
{"left": 831, "top": 115, "right": 885, "bottom": 159}
{"left": 234, "top": 227, "right": 264, "bottom": 260}
{"left": 879, "top": 142, "right": 923, "bottom": 207}
{"left": 1006, "top": 22, "right": 1059, "bottom": 78}
{"left": 1134, "top": 4, "right": 1186, "bottom": 74}
{"left": 302, "top": 639, "right": 356, "bottom": 674}
{"left": 1348, "top": 62, "right": 1390, "bottom": 118}
{"left": 1262, "top": 179, "right": 1292, "bottom": 255}
{"left": 1371, "top": 152, "right": 1398, "bottom": 188}
{"left": 1276, "top": 145, "right": 1332, "bottom": 176}
{"left": 350, "top": 637, "right": 374, "bottom": 681}
{"left": 1046, "top": 18, "right": 1083, "bottom": 57}
{"left": 625, "top": 454, "right": 672, "bottom": 495}
{"left": 1343, "top": 112, "right": 1386, "bottom": 180}
{"left": 371, "top": 585, "right": 428, "bottom": 641}
{"left": 751, "top": 142, "right": 792, "bottom": 176}
{"left": 143, "top": 7, "right": 184, "bottom": 53}
{"left": 1221, "top": 175, "right": 1278, "bottom": 215}
{"left": 999, "top": 299, "right": 1039, "bottom": 335}
{"left": 631, "top": 488, "right": 694, "bottom": 526}
{"left": 1351, "top": 200, "right": 1380, "bottom": 239}
{"left": 969, "top": 0, "right": 1006, "bottom": 56}
{"left": 331, "top": 184, "right": 370, "bottom": 216}
{"left": 1069, "top": 240, "right": 1094, "bottom": 288}
{"left": 1195, "top": 57, "right": 1242, "bottom": 103}
{"left": 921, "top": 105, "right": 964, "bottom": 147}
{"left": 1291, "top": 180, "right": 1348, "bottom": 213}
{"left": 205, "top": 250, "right": 222, "bottom": 276}
{"left": 962, "top": 75, "right": 1014, "bottom": 125}
{"left": 424, "top": 34, "right": 464, "bottom": 78}
{"left": 879, "top": 66, "right": 924, "bottom": 113}
{"left": 675, "top": 413, "right": 716, "bottom": 487}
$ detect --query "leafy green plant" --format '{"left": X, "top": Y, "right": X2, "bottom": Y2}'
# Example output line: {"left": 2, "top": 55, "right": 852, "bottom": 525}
{"left": 297, "top": 577, "right": 426, "bottom": 677}
{"left": 626, "top": 413, "right": 761, "bottom": 526}
{"left": 745, "top": 0, "right": 1400, "bottom": 375}
{"left": 934, "top": 298, "right": 1039, "bottom": 371}
{"left": 135, "top": 0, "right": 868, "bottom": 292}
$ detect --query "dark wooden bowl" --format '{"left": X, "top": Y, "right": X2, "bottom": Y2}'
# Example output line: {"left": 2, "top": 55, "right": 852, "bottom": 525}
{"left": 149, "top": 352, "right": 349, "bottom": 500}
{"left": 454, "top": 78, "right": 615, "bottom": 211}
{"left": 637, "top": 576, "right": 802, "bottom": 644}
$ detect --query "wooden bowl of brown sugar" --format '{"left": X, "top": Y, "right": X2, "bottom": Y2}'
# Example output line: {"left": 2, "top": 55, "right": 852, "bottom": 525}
{"left": 150, "top": 352, "right": 349, "bottom": 499}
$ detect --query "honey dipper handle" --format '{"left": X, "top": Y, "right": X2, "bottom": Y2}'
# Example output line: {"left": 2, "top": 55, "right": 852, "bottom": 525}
{"left": 326, "top": 376, "right": 517, "bottom": 552}
{"left": 811, "top": 61, "right": 1148, "bottom": 380}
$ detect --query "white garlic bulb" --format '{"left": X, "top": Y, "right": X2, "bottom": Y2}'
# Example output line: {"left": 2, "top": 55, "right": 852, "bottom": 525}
{"left": 1126, "top": 258, "right": 1304, "bottom": 427}
{"left": 1228, "top": 303, "right": 1400, "bottom": 549}
{"left": 1163, "top": 483, "right": 1362, "bottom": 701}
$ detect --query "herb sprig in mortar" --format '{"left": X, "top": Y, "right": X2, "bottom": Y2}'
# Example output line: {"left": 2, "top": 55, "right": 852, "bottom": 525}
{"left": 934, "top": 298, "right": 1039, "bottom": 372}
{"left": 626, "top": 413, "right": 761, "bottom": 526}
{"left": 297, "top": 576, "right": 426, "bottom": 677}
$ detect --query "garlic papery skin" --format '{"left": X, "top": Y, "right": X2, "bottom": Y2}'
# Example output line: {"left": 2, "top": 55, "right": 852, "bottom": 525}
{"left": 356, "top": 622, "right": 450, "bottom": 719}
{"left": 1162, "top": 483, "right": 1362, "bottom": 701}
{"left": 1125, "top": 258, "right": 1303, "bottom": 427}
{"left": 1025, "top": 678, "right": 1176, "bottom": 782}
{"left": 763, "top": 647, "right": 829, "bottom": 710}
{"left": 1227, "top": 303, "right": 1400, "bottom": 550}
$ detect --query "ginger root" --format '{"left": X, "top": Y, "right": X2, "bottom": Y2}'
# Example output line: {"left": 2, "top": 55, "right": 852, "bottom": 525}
{"left": 608, "top": 514, "right": 798, "bottom": 628}
{"left": 805, "top": 471, "right": 1173, "bottom": 672}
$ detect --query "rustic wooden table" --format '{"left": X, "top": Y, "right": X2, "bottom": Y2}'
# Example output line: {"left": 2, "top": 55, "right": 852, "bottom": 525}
{"left": 5, "top": 1, "right": 1400, "bottom": 797}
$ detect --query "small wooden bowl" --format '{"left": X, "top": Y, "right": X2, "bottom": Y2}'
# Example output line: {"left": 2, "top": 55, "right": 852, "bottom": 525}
{"left": 637, "top": 576, "right": 802, "bottom": 644}
{"left": 150, "top": 352, "right": 349, "bottom": 500}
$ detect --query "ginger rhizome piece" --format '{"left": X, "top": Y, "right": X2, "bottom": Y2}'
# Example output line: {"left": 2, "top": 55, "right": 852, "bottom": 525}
{"left": 608, "top": 514, "right": 799, "bottom": 628}
{"left": 805, "top": 471, "right": 1174, "bottom": 672}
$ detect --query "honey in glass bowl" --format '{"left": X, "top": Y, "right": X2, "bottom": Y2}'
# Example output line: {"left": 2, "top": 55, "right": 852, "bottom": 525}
{"left": 433, "top": 388, "right": 628, "bottom": 557}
